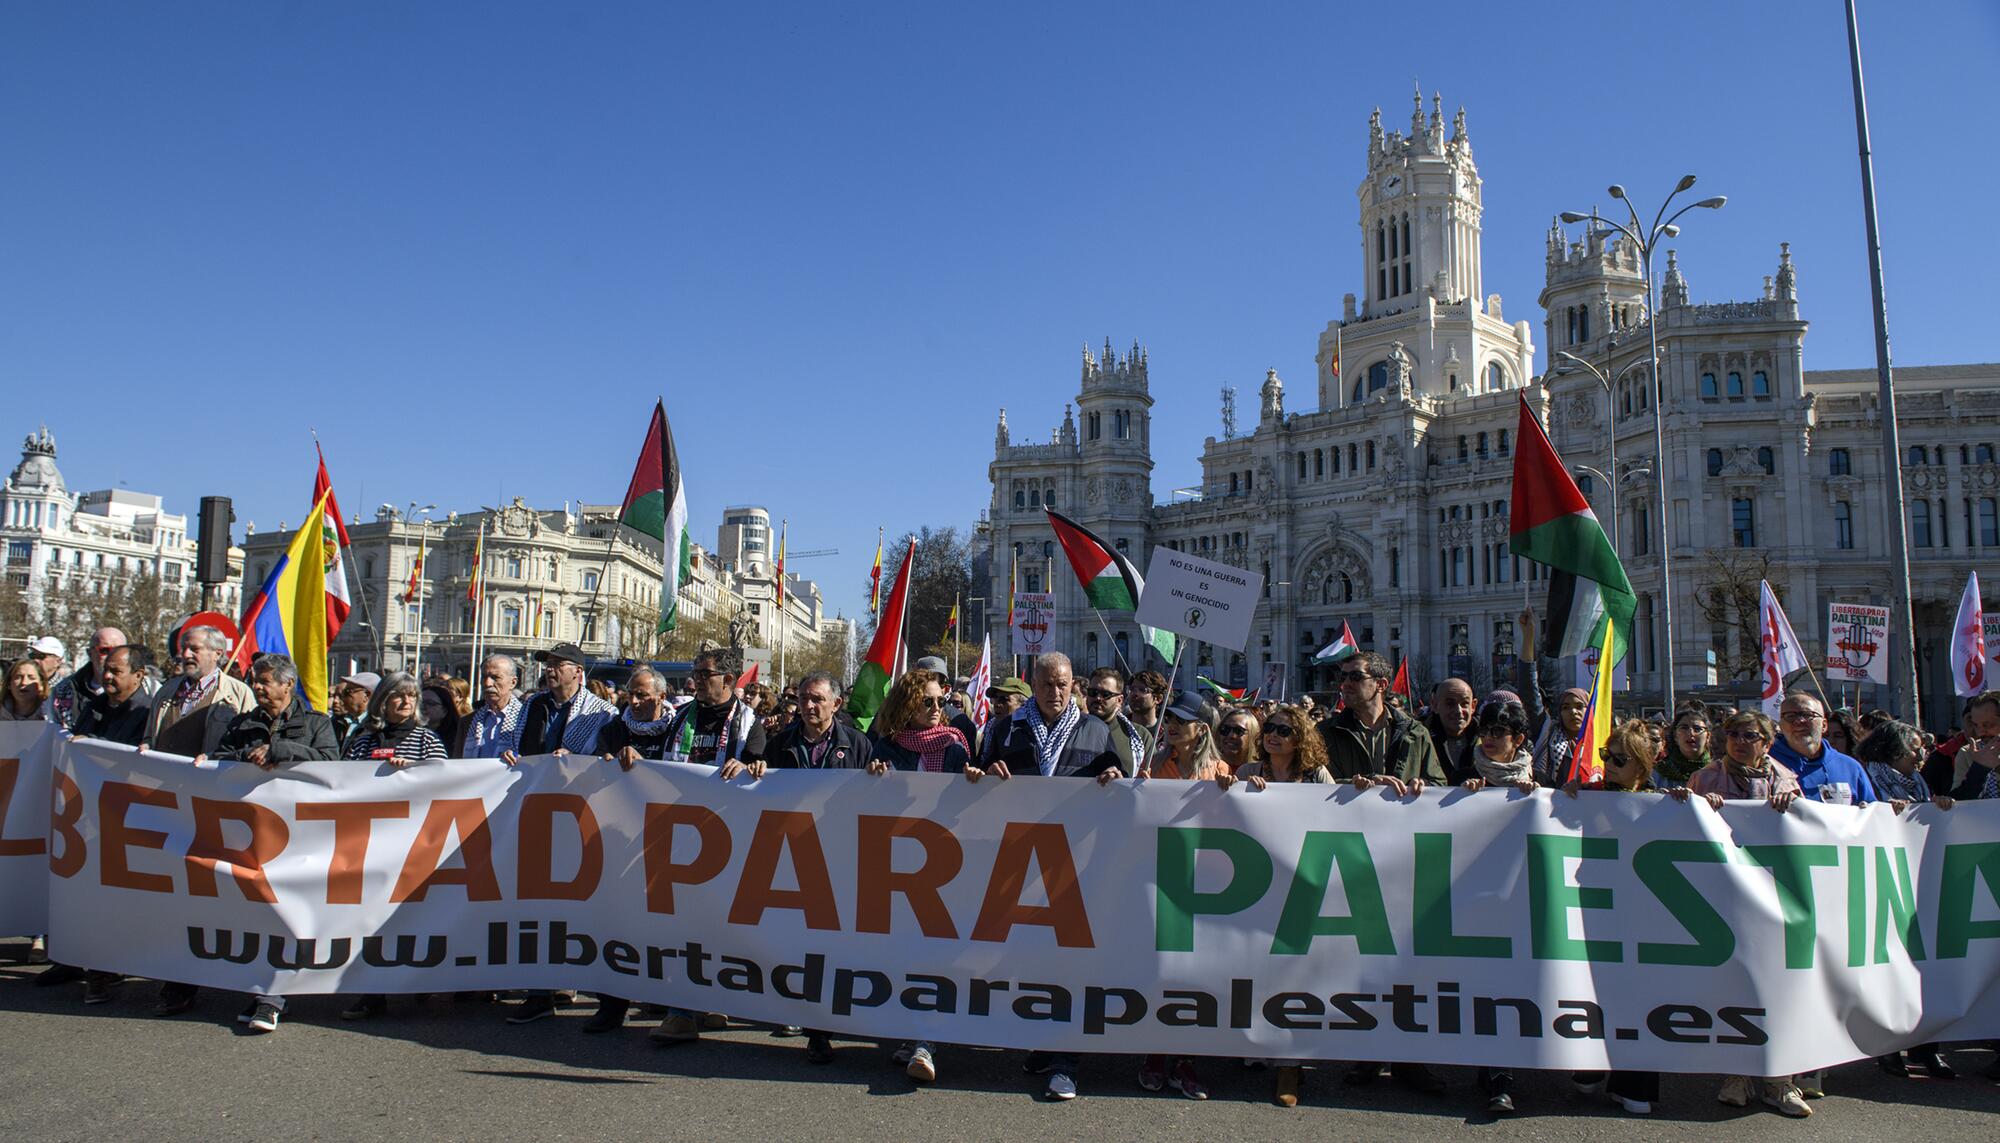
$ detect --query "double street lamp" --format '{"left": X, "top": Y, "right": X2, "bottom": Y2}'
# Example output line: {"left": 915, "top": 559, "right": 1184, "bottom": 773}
{"left": 1560, "top": 176, "right": 1725, "bottom": 714}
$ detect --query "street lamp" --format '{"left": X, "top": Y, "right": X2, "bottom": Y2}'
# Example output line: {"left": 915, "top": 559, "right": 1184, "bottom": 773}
{"left": 1560, "top": 176, "right": 1724, "bottom": 713}
{"left": 405, "top": 502, "right": 435, "bottom": 677}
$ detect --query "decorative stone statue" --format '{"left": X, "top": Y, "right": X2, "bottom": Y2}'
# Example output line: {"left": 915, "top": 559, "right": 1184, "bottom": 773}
{"left": 727, "top": 606, "right": 753, "bottom": 650}
{"left": 1388, "top": 341, "right": 1414, "bottom": 399}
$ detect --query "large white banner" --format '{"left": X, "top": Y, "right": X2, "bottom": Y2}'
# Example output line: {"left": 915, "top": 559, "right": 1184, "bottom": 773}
{"left": 40, "top": 734, "right": 2000, "bottom": 1076}
{"left": 0, "top": 721, "right": 52, "bottom": 933}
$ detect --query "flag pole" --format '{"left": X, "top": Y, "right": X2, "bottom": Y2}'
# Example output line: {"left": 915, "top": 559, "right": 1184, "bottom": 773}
{"left": 1090, "top": 610, "right": 1134, "bottom": 678}
{"left": 468, "top": 515, "right": 485, "bottom": 680}
{"left": 952, "top": 592, "right": 961, "bottom": 680}
{"left": 313, "top": 434, "right": 378, "bottom": 671}
{"left": 412, "top": 519, "right": 428, "bottom": 680}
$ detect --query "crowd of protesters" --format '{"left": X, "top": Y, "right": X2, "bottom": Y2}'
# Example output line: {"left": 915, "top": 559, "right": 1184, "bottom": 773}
{"left": 6, "top": 617, "right": 1999, "bottom": 1114}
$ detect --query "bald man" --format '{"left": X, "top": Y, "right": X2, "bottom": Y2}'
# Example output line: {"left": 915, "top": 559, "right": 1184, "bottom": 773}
{"left": 1425, "top": 678, "right": 1480, "bottom": 785}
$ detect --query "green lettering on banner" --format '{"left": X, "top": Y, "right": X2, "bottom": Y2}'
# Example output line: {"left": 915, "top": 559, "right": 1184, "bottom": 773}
{"left": 1526, "top": 835, "right": 1621, "bottom": 963}
{"left": 1271, "top": 832, "right": 1394, "bottom": 956}
{"left": 1154, "top": 828, "right": 1274, "bottom": 953}
{"left": 1847, "top": 846, "right": 1868, "bottom": 968}
{"left": 1632, "top": 839, "right": 1734, "bottom": 967}
{"left": 1874, "top": 846, "right": 1925, "bottom": 964}
{"left": 1411, "top": 834, "right": 1510, "bottom": 958}
{"left": 1936, "top": 842, "right": 2000, "bottom": 959}
{"left": 1743, "top": 844, "right": 1840, "bottom": 970}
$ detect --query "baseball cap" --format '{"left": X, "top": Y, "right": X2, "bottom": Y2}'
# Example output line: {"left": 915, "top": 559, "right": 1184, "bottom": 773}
{"left": 340, "top": 671, "right": 382, "bottom": 693}
{"left": 914, "top": 656, "right": 950, "bottom": 678}
{"left": 536, "top": 642, "right": 588, "bottom": 666}
{"left": 28, "top": 636, "right": 65, "bottom": 658}
{"left": 986, "top": 677, "right": 1031, "bottom": 700}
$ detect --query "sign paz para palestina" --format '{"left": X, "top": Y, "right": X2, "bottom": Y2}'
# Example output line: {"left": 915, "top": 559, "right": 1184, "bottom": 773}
{"left": 1134, "top": 547, "right": 1263, "bottom": 653}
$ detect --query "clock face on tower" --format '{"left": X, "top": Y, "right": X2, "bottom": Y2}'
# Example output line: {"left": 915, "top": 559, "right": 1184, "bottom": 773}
{"left": 1383, "top": 174, "right": 1403, "bottom": 196}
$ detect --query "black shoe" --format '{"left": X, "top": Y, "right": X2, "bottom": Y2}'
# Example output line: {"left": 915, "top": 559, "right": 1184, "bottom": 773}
{"left": 1023, "top": 1051, "right": 1054, "bottom": 1075}
{"left": 82, "top": 972, "right": 121, "bottom": 1005}
{"left": 582, "top": 999, "right": 629, "bottom": 1034}
{"left": 1878, "top": 1053, "right": 1910, "bottom": 1077}
{"left": 806, "top": 1033, "right": 835, "bottom": 1064}
{"left": 1344, "top": 1061, "right": 1387, "bottom": 1086}
{"left": 155, "top": 983, "right": 199, "bottom": 1017}
{"left": 505, "top": 995, "right": 558, "bottom": 1024}
{"left": 1392, "top": 1063, "right": 1446, "bottom": 1094}
{"left": 341, "top": 995, "right": 387, "bottom": 1021}
{"left": 33, "top": 963, "right": 86, "bottom": 988}
{"left": 1911, "top": 1048, "right": 1956, "bottom": 1079}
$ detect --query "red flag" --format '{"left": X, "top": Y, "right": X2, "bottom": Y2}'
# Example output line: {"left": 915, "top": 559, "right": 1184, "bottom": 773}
{"left": 1389, "top": 658, "right": 1411, "bottom": 698}
{"left": 736, "top": 661, "right": 760, "bottom": 691}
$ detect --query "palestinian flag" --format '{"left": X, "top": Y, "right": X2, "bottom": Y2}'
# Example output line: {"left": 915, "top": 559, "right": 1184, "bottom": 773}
{"left": 620, "top": 400, "right": 692, "bottom": 634}
{"left": 847, "top": 537, "right": 916, "bottom": 731}
{"left": 1195, "top": 677, "right": 1252, "bottom": 703}
{"left": 1311, "top": 621, "right": 1358, "bottom": 665}
{"left": 1508, "top": 394, "right": 1634, "bottom": 664}
{"left": 1046, "top": 508, "right": 1176, "bottom": 663}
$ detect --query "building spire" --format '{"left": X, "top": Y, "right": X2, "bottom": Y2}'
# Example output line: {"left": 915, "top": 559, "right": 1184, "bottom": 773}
{"left": 1410, "top": 81, "right": 1425, "bottom": 138}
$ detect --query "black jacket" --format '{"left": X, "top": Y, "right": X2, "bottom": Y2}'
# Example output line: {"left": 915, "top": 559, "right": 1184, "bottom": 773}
{"left": 986, "top": 705, "right": 1122, "bottom": 778}
{"left": 598, "top": 716, "right": 674, "bottom": 762}
{"left": 1426, "top": 714, "right": 1480, "bottom": 785}
{"left": 766, "top": 721, "right": 874, "bottom": 769}
{"left": 73, "top": 691, "right": 151, "bottom": 747}
{"left": 869, "top": 733, "right": 972, "bottom": 774}
{"left": 213, "top": 697, "right": 340, "bottom": 763}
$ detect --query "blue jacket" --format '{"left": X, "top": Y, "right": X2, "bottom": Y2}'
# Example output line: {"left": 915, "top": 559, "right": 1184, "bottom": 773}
{"left": 1770, "top": 736, "right": 1878, "bottom": 804}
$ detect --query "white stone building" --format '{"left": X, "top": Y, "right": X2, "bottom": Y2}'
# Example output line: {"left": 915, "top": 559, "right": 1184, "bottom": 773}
{"left": 2, "top": 427, "right": 244, "bottom": 647}
{"left": 983, "top": 92, "right": 1999, "bottom": 728}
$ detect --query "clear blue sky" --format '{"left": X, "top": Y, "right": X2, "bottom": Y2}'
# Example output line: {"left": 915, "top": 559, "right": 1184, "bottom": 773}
{"left": 6, "top": 2, "right": 1995, "bottom": 619}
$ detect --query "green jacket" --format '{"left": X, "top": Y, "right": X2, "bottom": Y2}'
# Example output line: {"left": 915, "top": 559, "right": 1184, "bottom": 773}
{"left": 1316, "top": 705, "right": 1445, "bottom": 785}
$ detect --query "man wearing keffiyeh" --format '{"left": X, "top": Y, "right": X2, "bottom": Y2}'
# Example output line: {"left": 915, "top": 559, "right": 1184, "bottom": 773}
{"left": 972, "top": 651, "right": 1122, "bottom": 1102}
{"left": 1084, "top": 666, "right": 1153, "bottom": 777}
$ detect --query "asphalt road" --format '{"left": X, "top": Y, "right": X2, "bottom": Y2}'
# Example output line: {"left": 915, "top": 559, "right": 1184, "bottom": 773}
{"left": 0, "top": 940, "right": 1992, "bottom": 1141}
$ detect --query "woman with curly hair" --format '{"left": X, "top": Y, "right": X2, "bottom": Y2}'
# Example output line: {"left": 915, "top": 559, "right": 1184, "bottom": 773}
{"left": 1221, "top": 703, "right": 1331, "bottom": 790}
{"left": 868, "top": 669, "right": 973, "bottom": 777}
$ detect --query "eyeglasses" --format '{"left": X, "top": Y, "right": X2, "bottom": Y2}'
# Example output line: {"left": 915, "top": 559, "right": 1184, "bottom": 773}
{"left": 1338, "top": 671, "right": 1374, "bottom": 684}
{"left": 1780, "top": 711, "right": 1822, "bottom": 724}
{"left": 1263, "top": 724, "right": 1295, "bottom": 738}
{"left": 1725, "top": 729, "right": 1766, "bottom": 743}
{"left": 917, "top": 696, "right": 946, "bottom": 710}
{"left": 1217, "top": 725, "right": 1249, "bottom": 737}
{"left": 689, "top": 669, "right": 724, "bottom": 680}
{"left": 1478, "top": 729, "right": 1515, "bottom": 741}
{"left": 1602, "top": 750, "right": 1633, "bottom": 766}
{"left": 1085, "top": 687, "right": 1122, "bottom": 700}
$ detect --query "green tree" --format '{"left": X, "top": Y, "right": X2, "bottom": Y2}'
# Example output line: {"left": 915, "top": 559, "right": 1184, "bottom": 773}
{"left": 862, "top": 526, "right": 972, "bottom": 656}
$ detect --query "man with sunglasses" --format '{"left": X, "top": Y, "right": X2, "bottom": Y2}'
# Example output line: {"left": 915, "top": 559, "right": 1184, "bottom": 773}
{"left": 1317, "top": 652, "right": 1443, "bottom": 798}
{"left": 1083, "top": 667, "right": 1153, "bottom": 776}
{"left": 1768, "top": 690, "right": 1880, "bottom": 806}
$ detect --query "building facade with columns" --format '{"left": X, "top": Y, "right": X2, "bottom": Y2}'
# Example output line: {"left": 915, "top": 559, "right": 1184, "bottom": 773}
{"left": 984, "top": 92, "right": 1999, "bottom": 728}
{"left": 243, "top": 497, "right": 831, "bottom": 682}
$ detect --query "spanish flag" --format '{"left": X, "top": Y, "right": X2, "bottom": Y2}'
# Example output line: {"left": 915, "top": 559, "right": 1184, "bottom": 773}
{"left": 234, "top": 490, "right": 334, "bottom": 711}
{"left": 945, "top": 600, "right": 958, "bottom": 640}
{"left": 401, "top": 532, "right": 426, "bottom": 605}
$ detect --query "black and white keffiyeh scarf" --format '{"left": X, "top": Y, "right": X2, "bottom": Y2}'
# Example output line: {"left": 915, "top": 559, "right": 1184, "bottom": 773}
{"left": 1024, "top": 698, "right": 1082, "bottom": 776}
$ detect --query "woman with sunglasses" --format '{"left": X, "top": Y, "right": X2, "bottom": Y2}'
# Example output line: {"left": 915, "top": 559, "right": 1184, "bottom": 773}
{"left": 868, "top": 669, "right": 973, "bottom": 777}
{"left": 1682, "top": 710, "right": 1814, "bottom": 1116}
{"left": 1145, "top": 691, "right": 1225, "bottom": 782}
{"left": 1458, "top": 698, "right": 1538, "bottom": 796}
{"left": 1214, "top": 708, "right": 1261, "bottom": 774}
{"left": 1657, "top": 703, "right": 1713, "bottom": 788}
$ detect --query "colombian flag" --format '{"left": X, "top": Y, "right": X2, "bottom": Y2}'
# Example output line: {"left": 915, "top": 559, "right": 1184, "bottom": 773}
{"left": 234, "top": 489, "right": 335, "bottom": 711}
{"left": 1566, "top": 617, "right": 1618, "bottom": 787}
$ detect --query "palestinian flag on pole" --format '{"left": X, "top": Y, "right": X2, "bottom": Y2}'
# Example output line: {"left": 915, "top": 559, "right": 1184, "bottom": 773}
{"left": 1311, "top": 621, "right": 1358, "bottom": 665}
{"left": 619, "top": 400, "right": 692, "bottom": 634}
{"left": 1508, "top": 394, "right": 1634, "bottom": 664}
{"left": 1045, "top": 508, "right": 1176, "bottom": 663}
{"left": 1195, "top": 677, "right": 1253, "bottom": 703}
{"left": 847, "top": 537, "right": 916, "bottom": 731}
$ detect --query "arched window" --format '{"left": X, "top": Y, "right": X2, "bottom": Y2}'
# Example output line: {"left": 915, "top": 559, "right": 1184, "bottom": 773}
{"left": 1907, "top": 445, "right": 1927, "bottom": 466}
{"left": 1355, "top": 361, "right": 1390, "bottom": 402}
{"left": 1487, "top": 362, "right": 1505, "bottom": 390}
{"left": 1756, "top": 447, "right": 1775, "bottom": 475}
{"left": 1578, "top": 308, "right": 1591, "bottom": 342}
{"left": 1457, "top": 435, "right": 1468, "bottom": 461}
{"left": 1314, "top": 448, "right": 1324, "bottom": 478}
{"left": 1752, "top": 370, "right": 1770, "bottom": 397}
{"left": 1621, "top": 385, "right": 1632, "bottom": 417}
{"left": 1477, "top": 432, "right": 1488, "bottom": 458}
{"left": 1029, "top": 488, "right": 1040, "bottom": 507}
{"left": 1707, "top": 448, "right": 1724, "bottom": 476}
{"left": 1014, "top": 488, "right": 1025, "bottom": 509}
{"left": 1726, "top": 371, "right": 1744, "bottom": 397}
{"left": 1349, "top": 443, "right": 1359, "bottom": 471}
{"left": 1700, "top": 372, "right": 1718, "bottom": 398}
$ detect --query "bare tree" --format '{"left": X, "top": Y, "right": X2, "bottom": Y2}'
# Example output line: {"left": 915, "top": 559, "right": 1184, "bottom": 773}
{"left": 1693, "top": 550, "right": 1780, "bottom": 681}
{"left": 862, "top": 526, "right": 972, "bottom": 654}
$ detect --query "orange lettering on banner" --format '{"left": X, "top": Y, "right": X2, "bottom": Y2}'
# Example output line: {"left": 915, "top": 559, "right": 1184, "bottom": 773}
{"left": 642, "top": 803, "right": 730, "bottom": 914}
{"left": 517, "top": 793, "right": 603, "bottom": 901}
{"left": 970, "top": 822, "right": 1095, "bottom": 948}
{"left": 391, "top": 798, "right": 499, "bottom": 903}
{"left": 99, "top": 782, "right": 178, "bottom": 894}
{"left": 48, "top": 770, "right": 85, "bottom": 878}
{"left": 0, "top": 758, "right": 45, "bottom": 856}
{"left": 727, "top": 810, "right": 840, "bottom": 930}
{"left": 296, "top": 801, "right": 410, "bottom": 904}
{"left": 185, "top": 797, "right": 290, "bottom": 903}
{"left": 855, "top": 814, "right": 963, "bottom": 938}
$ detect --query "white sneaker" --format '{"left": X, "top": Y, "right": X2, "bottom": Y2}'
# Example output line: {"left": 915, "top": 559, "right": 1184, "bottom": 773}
{"left": 906, "top": 1045, "right": 937, "bottom": 1084}
{"left": 1762, "top": 1082, "right": 1811, "bottom": 1118}
{"left": 1717, "top": 1075, "right": 1753, "bottom": 1107}
{"left": 1611, "top": 1094, "right": 1652, "bottom": 1115}
{"left": 1045, "top": 1072, "right": 1077, "bottom": 1101}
